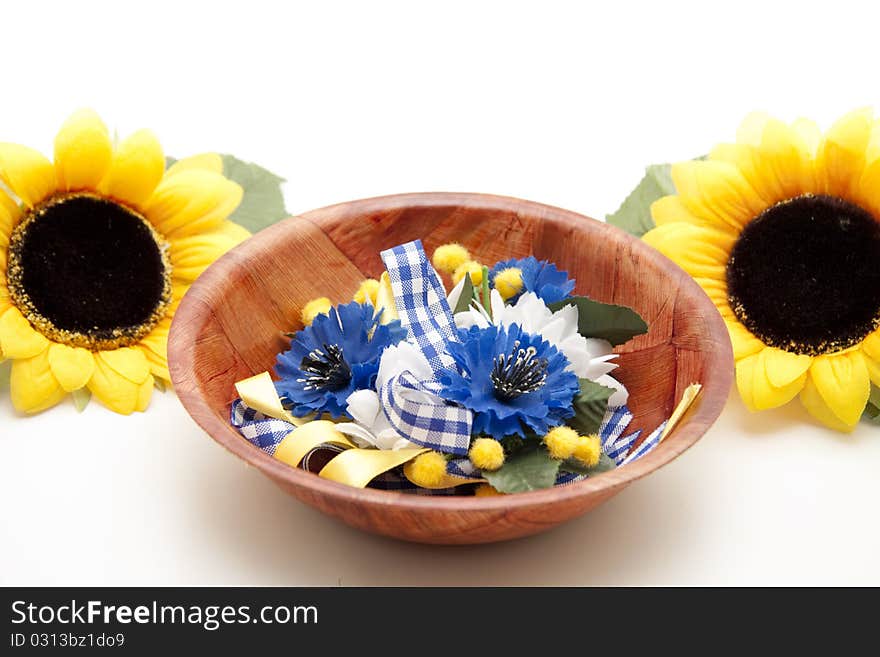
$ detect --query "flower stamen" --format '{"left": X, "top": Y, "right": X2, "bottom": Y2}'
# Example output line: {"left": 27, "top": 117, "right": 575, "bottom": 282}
{"left": 299, "top": 343, "right": 352, "bottom": 391}
{"left": 490, "top": 340, "right": 548, "bottom": 401}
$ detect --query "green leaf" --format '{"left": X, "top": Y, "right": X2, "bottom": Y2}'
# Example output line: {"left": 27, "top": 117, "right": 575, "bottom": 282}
{"left": 568, "top": 378, "right": 615, "bottom": 436}
{"left": 0, "top": 360, "right": 10, "bottom": 392}
{"left": 221, "top": 154, "right": 288, "bottom": 233}
{"left": 480, "top": 266, "right": 491, "bottom": 318}
{"left": 71, "top": 388, "right": 91, "bottom": 413}
{"left": 452, "top": 275, "right": 476, "bottom": 314}
{"left": 154, "top": 378, "right": 167, "bottom": 393}
{"left": 482, "top": 447, "right": 561, "bottom": 493}
{"left": 549, "top": 296, "right": 648, "bottom": 346}
{"left": 606, "top": 163, "right": 674, "bottom": 237}
{"left": 560, "top": 451, "right": 617, "bottom": 476}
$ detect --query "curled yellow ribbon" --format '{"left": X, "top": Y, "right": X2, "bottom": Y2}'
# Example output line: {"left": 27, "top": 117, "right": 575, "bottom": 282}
{"left": 660, "top": 382, "right": 702, "bottom": 442}
{"left": 235, "top": 372, "right": 428, "bottom": 488}
{"left": 235, "top": 372, "right": 307, "bottom": 426}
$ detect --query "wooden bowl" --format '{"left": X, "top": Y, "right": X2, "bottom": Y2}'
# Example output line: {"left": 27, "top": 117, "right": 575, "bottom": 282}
{"left": 168, "top": 193, "right": 733, "bottom": 544}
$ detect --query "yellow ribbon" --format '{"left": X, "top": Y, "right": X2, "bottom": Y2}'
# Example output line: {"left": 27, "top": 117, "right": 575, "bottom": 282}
{"left": 234, "top": 372, "right": 428, "bottom": 488}
{"left": 235, "top": 372, "right": 308, "bottom": 427}
{"left": 660, "top": 382, "right": 703, "bottom": 442}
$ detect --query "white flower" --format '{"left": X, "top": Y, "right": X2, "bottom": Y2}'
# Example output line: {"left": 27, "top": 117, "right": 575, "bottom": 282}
{"left": 337, "top": 341, "right": 435, "bottom": 450}
{"left": 453, "top": 289, "right": 629, "bottom": 406}
{"left": 337, "top": 388, "right": 411, "bottom": 450}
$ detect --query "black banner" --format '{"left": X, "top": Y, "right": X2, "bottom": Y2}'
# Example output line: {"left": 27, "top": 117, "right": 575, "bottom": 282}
{"left": 0, "top": 587, "right": 864, "bottom": 652}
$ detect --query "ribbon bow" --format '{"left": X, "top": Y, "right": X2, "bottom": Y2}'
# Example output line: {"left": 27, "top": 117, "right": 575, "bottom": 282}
{"left": 231, "top": 372, "right": 428, "bottom": 488}
{"left": 378, "top": 240, "right": 473, "bottom": 455}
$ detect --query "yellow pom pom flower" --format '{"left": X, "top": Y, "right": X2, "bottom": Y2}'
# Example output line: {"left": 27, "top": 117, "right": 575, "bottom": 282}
{"left": 468, "top": 437, "right": 505, "bottom": 471}
{"left": 474, "top": 483, "right": 504, "bottom": 497}
{"left": 353, "top": 279, "right": 380, "bottom": 306}
{"left": 432, "top": 243, "right": 470, "bottom": 274}
{"left": 0, "top": 109, "right": 249, "bottom": 415}
{"left": 301, "top": 297, "right": 332, "bottom": 326}
{"left": 404, "top": 451, "right": 448, "bottom": 488}
{"left": 452, "top": 260, "right": 484, "bottom": 286}
{"left": 493, "top": 267, "right": 523, "bottom": 301}
{"left": 543, "top": 426, "right": 580, "bottom": 460}
{"left": 573, "top": 434, "right": 602, "bottom": 467}
{"left": 642, "top": 109, "right": 880, "bottom": 431}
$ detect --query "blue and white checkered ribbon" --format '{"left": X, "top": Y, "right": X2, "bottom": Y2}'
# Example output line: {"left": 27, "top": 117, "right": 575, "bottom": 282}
{"left": 381, "top": 240, "right": 459, "bottom": 375}
{"left": 378, "top": 240, "right": 473, "bottom": 455}
{"left": 601, "top": 406, "right": 641, "bottom": 464}
{"left": 230, "top": 399, "right": 291, "bottom": 456}
{"left": 555, "top": 404, "right": 663, "bottom": 485}
{"left": 621, "top": 421, "right": 667, "bottom": 465}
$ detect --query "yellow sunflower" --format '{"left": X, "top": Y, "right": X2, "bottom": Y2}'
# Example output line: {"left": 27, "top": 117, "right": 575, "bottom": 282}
{"left": 0, "top": 110, "right": 249, "bottom": 415}
{"left": 643, "top": 109, "right": 880, "bottom": 432}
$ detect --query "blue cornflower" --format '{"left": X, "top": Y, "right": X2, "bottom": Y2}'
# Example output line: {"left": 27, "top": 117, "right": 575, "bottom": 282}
{"left": 438, "top": 324, "right": 579, "bottom": 438}
{"left": 489, "top": 256, "right": 575, "bottom": 304}
{"left": 275, "top": 302, "right": 406, "bottom": 418}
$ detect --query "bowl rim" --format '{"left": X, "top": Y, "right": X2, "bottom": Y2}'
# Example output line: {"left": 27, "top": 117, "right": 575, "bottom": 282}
{"left": 169, "top": 192, "right": 733, "bottom": 513}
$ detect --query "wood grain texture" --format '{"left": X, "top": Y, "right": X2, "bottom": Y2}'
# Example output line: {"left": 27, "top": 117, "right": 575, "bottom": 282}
{"left": 168, "top": 193, "right": 733, "bottom": 544}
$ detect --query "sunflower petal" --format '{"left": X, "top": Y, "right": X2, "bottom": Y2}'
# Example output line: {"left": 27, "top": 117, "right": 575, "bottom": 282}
{"left": 718, "top": 117, "right": 816, "bottom": 202}
{"left": 0, "top": 307, "right": 49, "bottom": 359}
{"left": 861, "top": 328, "right": 880, "bottom": 362}
{"left": 725, "top": 318, "right": 764, "bottom": 360}
{"left": 758, "top": 118, "right": 817, "bottom": 199}
{"left": 99, "top": 129, "right": 165, "bottom": 207}
{"left": 0, "top": 143, "right": 56, "bottom": 207}
{"left": 763, "top": 346, "right": 813, "bottom": 388}
{"left": 169, "top": 226, "right": 247, "bottom": 282}
{"left": 857, "top": 158, "right": 880, "bottom": 219}
{"left": 650, "top": 195, "right": 706, "bottom": 228}
{"left": 138, "top": 319, "right": 171, "bottom": 381}
{"left": 818, "top": 107, "right": 873, "bottom": 199}
{"left": 98, "top": 347, "right": 151, "bottom": 384}
{"left": 0, "top": 187, "right": 21, "bottom": 246}
{"left": 709, "top": 142, "right": 777, "bottom": 206}
{"left": 165, "top": 153, "right": 223, "bottom": 177}
{"left": 738, "top": 348, "right": 808, "bottom": 411}
{"left": 672, "top": 159, "right": 766, "bottom": 232}
{"left": 863, "top": 350, "right": 880, "bottom": 387}
{"left": 791, "top": 117, "right": 822, "bottom": 157}
{"left": 207, "top": 219, "right": 250, "bottom": 243}
{"left": 807, "top": 350, "right": 871, "bottom": 428}
{"left": 642, "top": 222, "right": 734, "bottom": 280}
{"left": 735, "top": 352, "right": 759, "bottom": 411}
{"left": 143, "top": 170, "right": 243, "bottom": 239}
{"left": 54, "top": 109, "right": 113, "bottom": 192}
{"left": 800, "top": 373, "right": 857, "bottom": 433}
{"left": 736, "top": 111, "right": 774, "bottom": 146}
{"left": 88, "top": 357, "right": 138, "bottom": 415}
{"left": 47, "top": 343, "right": 96, "bottom": 392}
{"left": 11, "top": 348, "right": 65, "bottom": 414}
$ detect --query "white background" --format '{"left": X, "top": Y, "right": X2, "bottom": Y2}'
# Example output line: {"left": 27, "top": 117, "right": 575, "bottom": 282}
{"left": 1, "top": 0, "right": 879, "bottom": 586}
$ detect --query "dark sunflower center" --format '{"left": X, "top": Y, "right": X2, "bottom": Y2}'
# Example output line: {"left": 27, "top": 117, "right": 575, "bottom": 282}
{"left": 491, "top": 342, "right": 548, "bottom": 401}
{"left": 7, "top": 193, "right": 172, "bottom": 350}
{"left": 300, "top": 344, "right": 352, "bottom": 391}
{"left": 726, "top": 194, "right": 880, "bottom": 355}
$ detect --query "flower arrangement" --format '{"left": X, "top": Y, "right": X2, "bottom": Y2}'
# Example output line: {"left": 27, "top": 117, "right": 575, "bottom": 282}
{"left": 608, "top": 109, "right": 880, "bottom": 432}
{"left": 231, "top": 239, "right": 700, "bottom": 495}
